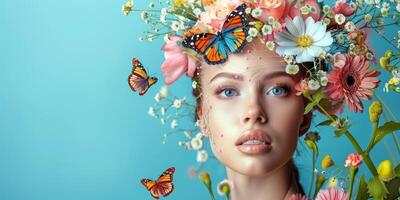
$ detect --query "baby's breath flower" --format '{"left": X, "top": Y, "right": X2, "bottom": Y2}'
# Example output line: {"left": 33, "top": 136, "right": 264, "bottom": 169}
{"left": 197, "top": 150, "right": 208, "bottom": 162}
{"left": 261, "top": 24, "right": 273, "bottom": 35}
{"left": 192, "top": 80, "right": 197, "bottom": 89}
{"left": 335, "top": 14, "right": 346, "bottom": 25}
{"left": 246, "top": 35, "right": 253, "bottom": 42}
{"left": 265, "top": 41, "right": 275, "bottom": 50}
{"left": 248, "top": 27, "right": 258, "bottom": 37}
{"left": 364, "top": 14, "right": 372, "bottom": 22}
{"left": 323, "top": 18, "right": 331, "bottom": 25}
{"left": 267, "top": 16, "right": 275, "bottom": 24}
{"left": 148, "top": 107, "right": 156, "bottom": 117}
{"left": 285, "top": 64, "right": 299, "bottom": 75}
{"left": 160, "top": 118, "right": 166, "bottom": 125}
{"left": 344, "top": 21, "right": 355, "bottom": 32}
{"left": 159, "top": 85, "right": 168, "bottom": 98}
{"left": 138, "top": 37, "right": 144, "bottom": 41}
{"left": 251, "top": 7, "right": 263, "bottom": 18}
{"left": 381, "top": 7, "right": 389, "bottom": 17}
{"left": 171, "top": 119, "right": 178, "bottom": 128}
{"left": 154, "top": 93, "right": 161, "bottom": 102}
{"left": 184, "top": 131, "right": 192, "bottom": 138}
{"left": 160, "top": 15, "right": 167, "bottom": 24}
{"left": 173, "top": 99, "right": 183, "bottom": 108}
{"left": 193, "top": 8, "right": 202, "bottom": 16}
{"left": 300, "top": 5, "right": 310, "bottom": 15}
{"left": 365, "top": 52, "right": 374, "bottom": 60}
{"left": 161, "top": 107, "right": 166, "bottom": 115}
{"left": 217, "top": 179, "right": 231, "bottom": 196}
{"left": 149, "top": 2, "right": 155, "bottom": 8}
{"left": 122, "top": 0, "right": 134, "bottom": 16}
{"left": 191, "top": 137, "right": 203, "bottom": 150}
{"left": 308, "top": 79, "right": 321, "bottom": 90}
{"left": 320, "top": 76, "right": 329, "bottom": 86}
{"left": 323, "top": 5, "right": 331, "bottom": 13}
{"left": 245, "top": 7, "right": 252, "bottom": 14}
{"left": 272, "top": 21, "right": 282, "bottom": 30}
{"left": 171, "top": 21, "right": 180, "bottom": 31}
{"left": 161, "top": 8, "right": 168, "bottom": 15}
{"left": 284, "top": 55, "right": 294, "bottom": 63}
{"left": 365, "top": 0, "right": 374, "bottom": 5}
{"left": 195, "top": 132, "right": 203, "bottom": 139}
{"left": 336, "top": 33, "right": 345, "bottom": 44}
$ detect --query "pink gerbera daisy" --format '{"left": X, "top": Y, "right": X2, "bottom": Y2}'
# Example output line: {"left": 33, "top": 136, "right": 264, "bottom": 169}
{"left": 315, "top": 189, "right": 347, "bottom": 200}
{"left": 325, "top": 54, "right": 380, "bottom": 112}
{"left": 288, "top": 193, "right": 309, "bottom": 200}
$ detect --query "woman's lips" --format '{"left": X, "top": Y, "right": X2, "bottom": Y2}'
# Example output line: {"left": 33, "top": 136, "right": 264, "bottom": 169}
{"left": 235, "top": 129, "right": 272, "bottom": 155}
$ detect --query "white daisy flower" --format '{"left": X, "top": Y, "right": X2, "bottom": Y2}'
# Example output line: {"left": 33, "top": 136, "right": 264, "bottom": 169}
{"left": 197, "top": 150, "right": 208, "bottom": 162}
{"left": 285, "top": 64, "right": 299, "bottom": 75}
{"left": 190, "top": 137, "right": 203, "bottom": 150}
{"left": 248, "top": 27, "right": 258, "bottom": 37}
{"left": 344, "top": 21, "right": 355, "bottom": 32}
{"left": 171, "top": 21, "right": 180, "bottom": 31}
{"left": 335, "top": 14, "right": 346, "bottom": 25}
{"left": 173, "top": 99, "right": 183, "bottom": 108}
{"left": 366, "top": 52, "right": 374, "bottom": 60}
{"left": 261, "top": 25, "right": 273, "bottom": 35}
{"left": 275, "top": 16, "right": 333, "bottom": 63}
{"left": 284, "top": 55, "right": 294, "bottom": 63}
{"left": 251, "top": 7, "right": 263, "bottom": 18}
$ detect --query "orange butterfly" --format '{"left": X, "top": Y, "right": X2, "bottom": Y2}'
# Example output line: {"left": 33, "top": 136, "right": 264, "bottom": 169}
{"left": 128, "top": 58, "right": 158, "bottom": 96}
{"left": 141, "top": 167, "right": 175, "bottom": 199}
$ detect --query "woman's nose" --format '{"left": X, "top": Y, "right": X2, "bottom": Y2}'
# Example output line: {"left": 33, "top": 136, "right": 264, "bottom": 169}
{"left": 242, "top": 98, "right": 267, "bottom": 124}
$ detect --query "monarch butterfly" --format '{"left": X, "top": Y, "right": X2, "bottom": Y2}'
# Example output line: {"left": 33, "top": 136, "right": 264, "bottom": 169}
{"left": 128, "top": 58, "right": 158, "bottom": 96}
{"left": 141, "top": 167, "right": 175, "bottom": 199}
{"left": 182, "top": 3, "right": 248, "bottom": 65}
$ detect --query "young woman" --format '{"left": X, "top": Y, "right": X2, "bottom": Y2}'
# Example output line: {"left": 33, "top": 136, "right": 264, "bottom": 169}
{"left": 193, "top": 39, "right": 313, "bottom": 200}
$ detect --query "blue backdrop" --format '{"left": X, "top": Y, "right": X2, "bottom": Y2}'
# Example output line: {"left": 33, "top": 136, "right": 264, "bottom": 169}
{"left": 0, "top": 0, "right": 399, "bottom": 199}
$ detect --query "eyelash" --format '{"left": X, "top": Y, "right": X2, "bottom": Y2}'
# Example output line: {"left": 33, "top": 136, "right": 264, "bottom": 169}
{"left": 215, "top": 85, "right": 291, "bottom": 98}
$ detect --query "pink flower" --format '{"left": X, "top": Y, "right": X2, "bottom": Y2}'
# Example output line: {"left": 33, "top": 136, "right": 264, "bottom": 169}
{"left": 325, "top": 54, "right": 380, "bottom": 112}
{"left": 160, "top": 35, "right": 198, "bottom": 85}
{"left": 294, "top": 79, "right": 309, "bottom": 96}
{"left": 333, "top": 0, "right": 356, "bottom": 16}
{"left": 316, "top": 189, "right": 347, "bottom": 200}
{"left": 288, "top": 0, "right": 320, "bottom": 21}
{"left": 199, "top": 0, "right": 239, "bottom": 31}
{"left": 238, "top": 0, "right": 289, "bottom": 22}
{"left": 344, "top": 153, "right": 363, "bottom": 168}
{"left": 288, "top": 193, "right": 308, "bottom": 200}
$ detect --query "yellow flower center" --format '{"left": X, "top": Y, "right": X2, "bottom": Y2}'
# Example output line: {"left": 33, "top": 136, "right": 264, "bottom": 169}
{"left": 297, "top": 35, "right": 313, "bottom": 48}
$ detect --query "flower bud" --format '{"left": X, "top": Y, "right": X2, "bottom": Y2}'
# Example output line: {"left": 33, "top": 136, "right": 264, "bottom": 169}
{"left": 369, "top": 101, "right": 382, "bottom": 123}
{"left": 199, "top": 172, "right": 212, "bottom": 189}
{"left": 377, "top": 160, "right": 396, "bottom": 182}
{"left": 321, "top": 155, "right": 335, "bottom": 170}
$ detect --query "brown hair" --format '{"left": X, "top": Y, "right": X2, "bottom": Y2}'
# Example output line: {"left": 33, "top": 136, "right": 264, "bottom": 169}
{"left": 191, "top": 60, "right": 314, "bottom": 195}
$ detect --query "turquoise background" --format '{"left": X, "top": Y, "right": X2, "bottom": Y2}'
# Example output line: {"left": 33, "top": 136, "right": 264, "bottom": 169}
{"left": 0, "top": 0, "right": 399, "bottom": 199}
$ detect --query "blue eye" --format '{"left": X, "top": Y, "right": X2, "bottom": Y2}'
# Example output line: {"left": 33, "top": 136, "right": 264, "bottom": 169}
{"left": 219, "top": 88, "right": 238, "bottom": 97}
{"left": 268, "top": 86, "right": 289, "bottom": 96}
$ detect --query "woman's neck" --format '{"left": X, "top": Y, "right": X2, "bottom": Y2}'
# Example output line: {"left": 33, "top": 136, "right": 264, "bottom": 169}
{"left": 226, "top": 162, "right": 297, "bottom": 200}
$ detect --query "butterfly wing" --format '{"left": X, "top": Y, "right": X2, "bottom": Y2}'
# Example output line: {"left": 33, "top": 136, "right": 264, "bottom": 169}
{"left": 203, "top": 39, "right": 229, "bottom": 64}
{"left": 128, "top": 58, "right": 157, "bottom": 96}
{"left": 221, "top": 3, "right": 248, "bottom": 53}
{"left": 156, "top": 167, "right": 175, "bottom": 197}
{"left": 141, "top": 179, "right": 160, "bottom": 199}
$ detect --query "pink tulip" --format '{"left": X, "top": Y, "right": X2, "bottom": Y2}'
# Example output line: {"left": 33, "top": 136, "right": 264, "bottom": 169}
{"left": 160, "top": 35, "right": 198, "bottom": 85}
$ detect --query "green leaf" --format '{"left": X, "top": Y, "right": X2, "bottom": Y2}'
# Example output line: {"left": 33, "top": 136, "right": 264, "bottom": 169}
{"left": 356, "top": 175, "right": 369, "bottom": 200}
{"left": 304, "top": 90, "right": 326, "bottom": 114}
{"left": 367, "top": 176, "right": 389, "bottom": 200}
{"left": 316, "top": 119, "right": 333, "bottom": 127}
{"left": 375, "top": 121, "right": 400, "bottom": 144}
{"left": 385, "top": 176, "right": 400, "bottom": 200}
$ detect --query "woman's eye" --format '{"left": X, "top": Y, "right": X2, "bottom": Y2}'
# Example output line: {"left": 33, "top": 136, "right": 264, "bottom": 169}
{"left": 267, "top": 86, "right": 290, "bottom": 96}
{"left": 218, "top": 88, "right": 238, "bottom": 97}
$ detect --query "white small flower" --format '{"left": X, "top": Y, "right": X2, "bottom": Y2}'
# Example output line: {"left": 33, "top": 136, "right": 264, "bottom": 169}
{"left": 265, "top": 41, "right": 275, "bottom": 50}
{"left": 161, "top": 8, "right": 168, "bottom": 16}
{"left": 308, "top": 79, "right": 321, "bottom": 90}
{"left": 154, "top": 93, "right": 161, "bottom": 102}
{"left": 384, "top": 83, "right": 389, "bottom": 92}
{"left": 396, "top": 3, "right": 400, "bottom": 12}
{"left": 366, "top": 52, "right": 374, "bottom": 60}
{"left": 184, "top": 131, "right": 192, "bottom": 138}
{"left": 365, "top": 0, "right": 374, "bottom": 5}
{"left": 245, "top": 7, "right": 252, "bottom": 14}
{"left": 309, "top": 6, "right": 317, "bottom": 13}
{"left": 382, "top": 2, "right": 390, "bottom": 8}
{"left": 317, "top": 70, "right": 327, "bottom": 77}
{"left": 300, "top": 5, "right": 310, "bottom": 15}
{"left": 148, "top": 107, "right": 156, "bottom": 117}
{"left": 195, "top": 132, "right": 203, "bottom": 139}
{"left": 364, "top": 14, "right": 372, "bottom": 22}
{"left": 335, "top": 14, "right": 346, "bottom": 25}
{"left": 193, "top": 8, "right": 202, "bottom": 16}
{"left": 138, "top": 37, "right": 144, "bottom": 41}
{"left": 141, "top": 11, "right": 148, "bottom": 20}
{"left": 323, "top": 5, "right": 331, "bottom": 13}
{"left": 160, "top": 107, "right": 166, "bottom": 115}
{"left": 375, "top": 0, "right": 381, "bottom": 5}
{"left": 268, "top": 16, "right": 275, "bottom": 24}
{"left": 323, "top": 18, "right": 331, "bottom": 25}
{"left": 160, "top": 15, "right": 167, "bottom": 24}
{"left": 336, "top": 33, "right": 345, "bottom": 44}
{"left": 261, "top": 25, "right": 273, "bottom": 35}
{"left": 285, "top": 64, "right": 299, "bottom": 75}
{"left": 217, "top": 179, "right": 231, "bottom": 196}
{"left": 195, "top": 120, "right": 201, "bottom": 127}
{"left": 159, "top": 85, "right": 168, "bottom": 98}
{"left": 246, "top": 35, "right": 253, "bottom": 42}
{"left": 381, "top": 7, "right": 389, "bottom": 17}
{"left": 178, "top": 21, "right": 186, "bottom": 30}
{"left": 173, "top": 99, "right": 183, "bottom": 108}
{"left": 272, "top": 21, "right": 282, "bottom": 30}
{"left": 191, "top": 137, "right": 203, "bottom": 150}
{"left": 344, "top": 21, "right": 356, "bottom": 32}
{"left": 192, "top": 80, "right": 197, "bottom": 89}
{"left": 122, "top": 0, "right": 134, "bottom": 16}
{"left": 197, "top": 150, "right": 208, "bottom": 162}
{"left": 320, "top": 76, "right": 329, "bottom": 86}
{"left": 171, "top": 21, "right": 180, "bottom": 31}
{"left": 149, "top": 2, "right": 155, "bottom": 8}
{"left": 170, "top": 119, "right": 178, "bottom": 128}
{"left": 160, "top": 118, "right": 166, "bottom": 125}
{"left": 284, "top": 55, "right": 294, "bottom": 63}
{"left": 327, "top": 11, "right": 335, "bottom": 18}
{"left": 248, "top": 27, "right": 258, "bottom": 37}
{"left": 251, "top": 7, "right": 263, "bottom": 18}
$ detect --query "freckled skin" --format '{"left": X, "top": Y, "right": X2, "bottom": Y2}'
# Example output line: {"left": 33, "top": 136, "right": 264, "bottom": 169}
{"left": 198, "top": 40, "right": 306, "bottom": 177}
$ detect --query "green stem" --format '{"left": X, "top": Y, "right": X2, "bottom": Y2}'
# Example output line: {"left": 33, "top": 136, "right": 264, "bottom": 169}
{"left": 365, "top": 122, "right": 379, "bottom": 153}
{"left": 308, "top": 151, "right": 316, "bottom": 198}
{"left": 208, "top": 188, "right": 216, "bottom": 200}
{"left": 347, "top": 167, "right": 357, "bottom": 200}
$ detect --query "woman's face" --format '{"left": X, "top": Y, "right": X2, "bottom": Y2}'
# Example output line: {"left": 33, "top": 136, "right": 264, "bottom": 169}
{"left": 199, "top": 41, "right": 306, "bottom": 176}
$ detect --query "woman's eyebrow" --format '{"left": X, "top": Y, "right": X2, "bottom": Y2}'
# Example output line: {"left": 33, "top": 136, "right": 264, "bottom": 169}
{"left": 209, "top": 72, "right": 244, "bottom": 83}
{"left": 262, "top": 71, "right": 296, "bottom": 81}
